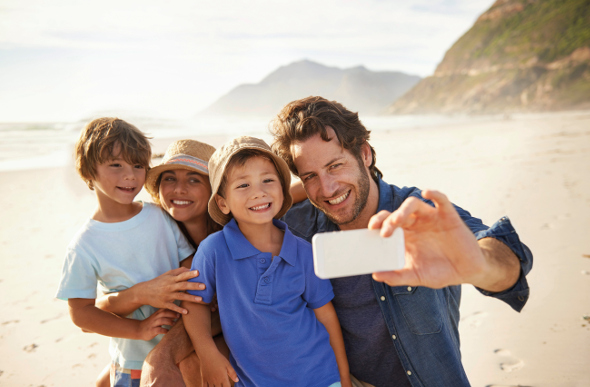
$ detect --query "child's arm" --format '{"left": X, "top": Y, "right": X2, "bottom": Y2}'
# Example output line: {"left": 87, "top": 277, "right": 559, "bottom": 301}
{"left": 314, "top": 301, "right": 352, "bottom": 387}
{"left": 95, "top": 256, "right": 206, "bottom": 316}
{"left": 183, "top": 301, "right": 239, "bottom": 386}
{"left": 68, "top": 298, "right": 178, "bottom": 341}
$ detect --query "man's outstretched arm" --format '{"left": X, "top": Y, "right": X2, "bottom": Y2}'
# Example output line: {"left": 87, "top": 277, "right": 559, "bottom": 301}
{"left": 369, "top": 189, "right": 524, "bottom": 293}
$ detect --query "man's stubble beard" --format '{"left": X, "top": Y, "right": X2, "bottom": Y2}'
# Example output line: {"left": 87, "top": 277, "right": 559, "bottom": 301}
{"left": 311, "top": 157, "right": 371, "bottom": 227}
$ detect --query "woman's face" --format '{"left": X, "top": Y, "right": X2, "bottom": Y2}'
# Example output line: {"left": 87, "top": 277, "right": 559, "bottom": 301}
{"left": 158, "top": 169, "right": 212, "bottom": 224}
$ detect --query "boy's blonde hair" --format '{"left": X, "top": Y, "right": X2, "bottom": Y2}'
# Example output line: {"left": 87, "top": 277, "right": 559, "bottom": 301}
{"left": 75, "top": 117, "right": 152, "bottom": 190}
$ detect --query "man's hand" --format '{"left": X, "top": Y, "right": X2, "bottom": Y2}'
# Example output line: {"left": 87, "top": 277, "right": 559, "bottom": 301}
{"left": 136, "top": 308, "right": 180, "bottom": 341}
{"left": 368, "top": 189, "right": 520, "bottom": 292}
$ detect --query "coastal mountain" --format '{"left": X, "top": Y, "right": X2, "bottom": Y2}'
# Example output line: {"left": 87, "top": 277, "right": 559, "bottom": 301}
{"left": 389, "top": 0, "right": 590, "bottom": 114}
{"left": 201, "top": 60, "right": 421, "bottom": 116}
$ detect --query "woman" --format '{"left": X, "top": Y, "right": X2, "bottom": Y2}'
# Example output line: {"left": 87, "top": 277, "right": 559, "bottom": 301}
{"left": 95, "top": 139, "right": 228, "bottom": 387}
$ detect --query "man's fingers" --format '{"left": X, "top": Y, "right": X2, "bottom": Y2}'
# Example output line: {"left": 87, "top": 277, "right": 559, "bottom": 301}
{"left": 372, "top": 269, "right": 418, "bottom": 287}
{"left": 368, "top": 210, "right": 392, "bottom": 230}
{"left": 421, "top": 189, "right": 453, "bottom": 212}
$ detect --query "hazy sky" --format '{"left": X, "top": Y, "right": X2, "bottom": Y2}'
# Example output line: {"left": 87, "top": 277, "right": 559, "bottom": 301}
{"left": 0, "top": 0, "right": 493, "bottom": 122}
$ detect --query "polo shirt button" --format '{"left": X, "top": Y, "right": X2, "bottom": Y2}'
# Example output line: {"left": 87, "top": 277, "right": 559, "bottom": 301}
{"left": 259, "top": 258, "right": 266, "bottom": 264}
{"left": 380, "top": 296, "right": 385, "bottom": 301}
{"left": 392, "top": 335, "right": 396, "bottom": 340}
{"left": 407, "top": 371, "right": 412, "bottom": 376}
{"left": 263, "top": 277, "right": 270, "bottom": 283}
{"left": 407, "top": 286, "right": 412, "bottom": 291}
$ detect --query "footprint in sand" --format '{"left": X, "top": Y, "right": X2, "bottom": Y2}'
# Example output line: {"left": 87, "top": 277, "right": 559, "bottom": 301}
{"left": 23, "top": 343, "right": 38, "bottom": 352}
{"left": 461, "top": 311, "right": 488, "bottom": 328}
{"left": 494, "top": 349, "right": 524, "bottom": 372}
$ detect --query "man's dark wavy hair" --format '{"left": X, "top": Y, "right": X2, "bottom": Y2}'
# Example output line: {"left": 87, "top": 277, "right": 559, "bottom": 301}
{"left": 270, "top": 96, "right": 381, "bottom": 182}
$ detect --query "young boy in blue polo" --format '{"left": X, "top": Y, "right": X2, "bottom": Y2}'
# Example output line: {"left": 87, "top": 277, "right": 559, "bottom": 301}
{"left": 184, "top": 136, "right": 352, "bottom": 387}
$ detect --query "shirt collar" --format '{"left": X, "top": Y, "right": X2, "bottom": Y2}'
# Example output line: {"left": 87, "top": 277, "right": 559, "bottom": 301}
{"left": 376, "top": 177, "right": 394, "bottom": 213}
{"left": 223, "top": 218, "right": 297, "bottom": 266}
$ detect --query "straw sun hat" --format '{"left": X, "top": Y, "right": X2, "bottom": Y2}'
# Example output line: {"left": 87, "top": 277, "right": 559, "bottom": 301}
{"left": 145, "top": 139, "right": 216, "bottom": 199}
{"left": 207, "top": 136, "right": 293, "bottom": 226}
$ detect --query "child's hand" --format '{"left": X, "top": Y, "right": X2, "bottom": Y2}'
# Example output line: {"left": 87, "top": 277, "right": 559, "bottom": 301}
{"left": 200, "top": 350, "right": 239, "bottom": 387}
{"left": 137, "top": 308, "right": 179, "bottom": 341}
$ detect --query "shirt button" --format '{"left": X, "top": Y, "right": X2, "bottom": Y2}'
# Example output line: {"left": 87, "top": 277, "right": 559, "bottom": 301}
{"left": 392, "top": 335, "right": 396, "bottom": 340}
{"left": 407, "top": 286, "right": 412, "bottom": 291}
{"left": 380, "top": 296, "right": 386, "bottom": 301}
{"left": 407, "top": 371, "right": 412, "bottom": 376}
{"left": 263, "top": 277, "right": 270, "bottom": 283}
{"left": 259, "top": 258, "right": 266, "bottom": 264}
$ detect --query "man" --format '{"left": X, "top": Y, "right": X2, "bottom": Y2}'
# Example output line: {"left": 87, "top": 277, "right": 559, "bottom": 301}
{"left": 141, "top": 96, "right": 532, "bottom": 387}
{"left": 271, "top": 96, "right": 532, "bottom": 386}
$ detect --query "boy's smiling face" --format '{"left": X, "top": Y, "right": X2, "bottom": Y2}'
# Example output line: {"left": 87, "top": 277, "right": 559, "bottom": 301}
{"left": 215, "top": 156, "right": 284, "bottom": 227}
{"left": 92, "top": 143, "right": 146, "bottom": 211}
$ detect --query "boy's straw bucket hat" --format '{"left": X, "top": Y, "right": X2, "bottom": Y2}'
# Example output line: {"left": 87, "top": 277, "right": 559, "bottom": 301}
{"left": 145, "top": 139, "right": 216, "bottom": 198}
{"left": 208, "top": 136, "right": 292, "bottom": 226}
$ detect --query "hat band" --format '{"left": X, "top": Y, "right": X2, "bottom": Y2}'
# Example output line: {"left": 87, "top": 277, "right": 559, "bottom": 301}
{"left": 164, "top": 154, "right": 208, "bottom": 174}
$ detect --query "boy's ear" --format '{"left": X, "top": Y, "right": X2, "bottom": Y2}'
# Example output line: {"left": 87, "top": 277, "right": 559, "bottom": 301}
{"left": 215, "top": 194, "right": 231, "bottom": 215}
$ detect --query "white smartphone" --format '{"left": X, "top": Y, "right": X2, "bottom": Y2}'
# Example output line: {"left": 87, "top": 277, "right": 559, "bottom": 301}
{"left": 312, "top": 228, "right": 405, "bottom": 279}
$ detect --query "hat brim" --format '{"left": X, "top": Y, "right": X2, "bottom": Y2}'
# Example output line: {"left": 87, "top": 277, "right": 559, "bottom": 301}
{"left": 207, "top": 144, "right": 293, "bottom": 226}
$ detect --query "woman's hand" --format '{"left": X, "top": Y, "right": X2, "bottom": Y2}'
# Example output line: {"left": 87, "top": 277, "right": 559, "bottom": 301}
{"left": 137, "top": 267, "right": 207, "bottom": 315}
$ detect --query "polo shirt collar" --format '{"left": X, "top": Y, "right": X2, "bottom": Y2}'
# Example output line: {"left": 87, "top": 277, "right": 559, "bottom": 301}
{"left": 223, "top": 218, "right": 297, "bottom": 266}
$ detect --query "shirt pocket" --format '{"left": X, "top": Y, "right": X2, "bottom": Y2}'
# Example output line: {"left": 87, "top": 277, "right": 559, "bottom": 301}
{"left": 393, "top": 286, "right": 443, "bottom": 335}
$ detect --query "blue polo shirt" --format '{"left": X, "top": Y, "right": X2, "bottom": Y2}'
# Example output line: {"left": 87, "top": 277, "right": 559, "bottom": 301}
{"left": 188, "top": 218, "right": 340, "bottom": 387}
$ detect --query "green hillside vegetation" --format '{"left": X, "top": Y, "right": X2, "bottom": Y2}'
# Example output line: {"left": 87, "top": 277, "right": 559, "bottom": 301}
{"left": 390, "top": 0, "right": 590, "bottom": 114}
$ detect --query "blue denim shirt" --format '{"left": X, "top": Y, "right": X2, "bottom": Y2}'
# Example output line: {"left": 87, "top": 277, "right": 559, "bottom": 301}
{"left": 282, "top": 178, "right": 533, "bottom": 387}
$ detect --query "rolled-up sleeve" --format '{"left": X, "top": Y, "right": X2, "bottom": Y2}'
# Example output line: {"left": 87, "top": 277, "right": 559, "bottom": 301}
{"left": 474, "top": 216, "right": 533, "bottom": 312}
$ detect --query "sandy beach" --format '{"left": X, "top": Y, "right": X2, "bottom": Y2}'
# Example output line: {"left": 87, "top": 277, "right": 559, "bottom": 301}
{"left": 0, "top": 111, "right": 589, "bottom": 387}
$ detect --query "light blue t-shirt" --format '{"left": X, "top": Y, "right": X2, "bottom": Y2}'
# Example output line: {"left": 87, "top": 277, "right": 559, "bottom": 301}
{"left": 188, "top": 218, "right": 340, "bottom": 387}
{"left": 56, "top": 202, "right": 195, "bottom": 369}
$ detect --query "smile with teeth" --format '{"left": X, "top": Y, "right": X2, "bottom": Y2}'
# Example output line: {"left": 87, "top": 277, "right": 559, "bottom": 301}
{"left": 327, "top": 190, "right": 350, "bottom": 205}
{"left": 171, "top": 200, "right": 192, "bottom": 205}
{"left": 118, "top": 186, "right": 136, "bottom": 192}
{"left": 250, "top": 203, "right": 271, "bottom": 211}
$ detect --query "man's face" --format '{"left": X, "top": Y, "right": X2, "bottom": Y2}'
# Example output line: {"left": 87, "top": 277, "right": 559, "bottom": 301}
{"left": 290, "top": 126, "right": 371, "bottom": 227}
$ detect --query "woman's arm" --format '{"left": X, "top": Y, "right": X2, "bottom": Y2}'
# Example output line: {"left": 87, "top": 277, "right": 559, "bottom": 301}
{"left": 314, "top": 301, "right": 352, "bottom": 387}
{"left": 95, "top": 257, "right": 205, "bottom": 316}
{"left": 68, "top": 298, "right": 177, "bottom": 341}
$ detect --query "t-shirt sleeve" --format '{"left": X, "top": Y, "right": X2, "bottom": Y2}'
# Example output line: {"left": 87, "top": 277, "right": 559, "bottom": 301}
{"left": 300, "top": 240, "right": 334, "bottom": 309}
{"left": 55, "top": 244, "right": 99, "bottom": 301}
{"left": 187, "top": 237, "right": 216, "bottom": 304}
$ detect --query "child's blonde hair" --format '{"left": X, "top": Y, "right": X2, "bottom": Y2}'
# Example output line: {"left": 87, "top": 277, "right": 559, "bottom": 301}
{"left": 75, "top": 117, "right": 152, "bottom": 190}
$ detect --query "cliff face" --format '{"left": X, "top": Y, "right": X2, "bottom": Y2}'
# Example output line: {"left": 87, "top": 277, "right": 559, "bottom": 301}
{"left": 389, "top": 0, "right": 590, "bottom": 114}
{"left": 201, "top": 60, "right": 421, "bottom": 116}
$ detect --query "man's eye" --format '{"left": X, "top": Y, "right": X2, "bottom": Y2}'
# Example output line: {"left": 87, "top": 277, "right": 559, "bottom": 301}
{"left": 303, "top": 174, "right": 315, "bottom": 182}
{"left": 329, "top": 163, "right": 342, "bottom": 170}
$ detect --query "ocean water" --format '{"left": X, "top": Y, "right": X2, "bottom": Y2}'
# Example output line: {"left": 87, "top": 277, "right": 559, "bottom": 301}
{"left": 0, "top": 114, "right": 487, "bottom": 172}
